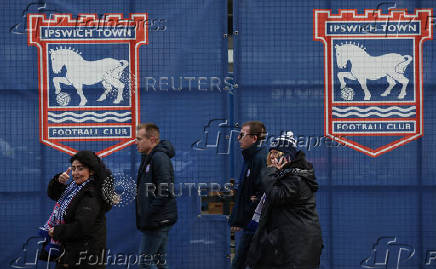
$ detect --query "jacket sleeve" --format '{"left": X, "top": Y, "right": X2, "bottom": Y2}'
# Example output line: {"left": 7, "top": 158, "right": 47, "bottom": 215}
{"left": 262, "top": 167, "right": 300, "bottom": 206}
{"left": 52, "top": 193, "right": 102, "bottom": 242}
{"left": 150, "top": 152, "right": 173, "bottom": 215}
{"left": 252, "top": 154, "right": 267, "bottom": 198}
{"left": 47, "top": 173, "right": 67, "bottom": 201}
{"left": 228, "top": 205, "right": 238, "bottom": 226}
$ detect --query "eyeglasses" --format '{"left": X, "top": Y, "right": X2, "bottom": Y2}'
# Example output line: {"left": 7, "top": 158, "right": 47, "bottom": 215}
{"left": 269, "top": 151, "right": 284, "bottom": 158}
{"left": 71, "top": 165, "right": 86, "bottom": 172}
{"left": 237, "top": 132, "right": 256, "bottom": 140}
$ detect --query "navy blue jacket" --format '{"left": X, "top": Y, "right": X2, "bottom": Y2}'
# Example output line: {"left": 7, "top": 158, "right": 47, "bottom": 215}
{"left": 136, "top": 140, "right": 178, "bottom": 230}
{"left": 229, "top": 142, "right": 268, "bottom": 228}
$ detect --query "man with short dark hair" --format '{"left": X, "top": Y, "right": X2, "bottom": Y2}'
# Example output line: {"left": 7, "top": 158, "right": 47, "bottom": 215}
{"left": 135, "top": 123, "right": 177, "bottom": 269}
{"left": 229, "top": 120, "right": 268, "bottom": 269}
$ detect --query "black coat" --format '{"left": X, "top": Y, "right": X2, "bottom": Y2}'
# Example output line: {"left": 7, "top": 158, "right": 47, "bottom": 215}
{"left": 229, "top": 142, "right": 268, "bottom": 228}
{"left": 47, "top": 175, "right": 110, "bottom": 269}
{"left": 136, "top": 140, "right": 178, "bottom": 230}
{"left": 247, "top": 151, "right": 323, "bottom": 269}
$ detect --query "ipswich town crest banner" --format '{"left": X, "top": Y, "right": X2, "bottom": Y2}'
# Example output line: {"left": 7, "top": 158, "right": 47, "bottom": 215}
{"left": 314, "top": 9, "right": 433, "bottom": 157}
{"left": 27, "top": 14, "right": 148, "bottom": 157}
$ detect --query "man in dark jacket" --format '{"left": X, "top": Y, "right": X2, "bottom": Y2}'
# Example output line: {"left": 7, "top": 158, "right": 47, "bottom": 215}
{"left": 135, "top": 123, "right": 177, "bottom": 269}
{"left": 229, "top": 121, "right": 268, "bottom": 269}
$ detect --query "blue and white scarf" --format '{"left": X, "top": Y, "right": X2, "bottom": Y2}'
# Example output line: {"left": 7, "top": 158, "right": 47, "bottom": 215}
{"left": 246, "top": 193, "right": 266, "bottom": 233}
{"left": 40, "top": 179, "right": 90, "bottom": 246}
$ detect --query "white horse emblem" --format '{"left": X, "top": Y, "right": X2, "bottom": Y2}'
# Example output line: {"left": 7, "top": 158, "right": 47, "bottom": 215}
{"left": 49, "top": 47, "right": 129, "bottom": 106}
{"left": 335, "top": 43, "right": 412, "bottom": 100}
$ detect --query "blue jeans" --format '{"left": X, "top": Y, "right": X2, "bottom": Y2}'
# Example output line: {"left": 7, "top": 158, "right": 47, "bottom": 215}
{"left": 232, "top": 230, "right": 254, "bottom": 269}
{"left": 138, "top": 225, "right": 172, "bottom": 269}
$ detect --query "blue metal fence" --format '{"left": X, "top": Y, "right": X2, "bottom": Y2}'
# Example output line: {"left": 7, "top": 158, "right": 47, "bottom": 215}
{"left": 1, "top": 1, "right": 436, "bottom": 268}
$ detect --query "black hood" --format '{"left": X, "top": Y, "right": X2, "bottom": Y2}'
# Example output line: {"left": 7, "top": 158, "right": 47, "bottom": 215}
{"left": 152, "top": 140, "right": 175, "bottom": 159}
{"left": 283, "top": 151, "right": 319, "bottom": 192}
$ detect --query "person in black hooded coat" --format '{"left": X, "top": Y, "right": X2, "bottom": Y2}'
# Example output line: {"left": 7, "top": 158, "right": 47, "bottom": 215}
{"left": 246, "top": 132, "right": 323, "bottom": 269}
{"left": 42, "top": 151, "right": 114, "bottom": 269}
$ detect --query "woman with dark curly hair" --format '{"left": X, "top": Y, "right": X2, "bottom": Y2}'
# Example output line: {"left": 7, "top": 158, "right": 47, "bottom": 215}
{"left": 39, "top": 151, "right": 115, "bottom": 268}
{"left": 246, "top": 132, "right": 323, "bottom": 269}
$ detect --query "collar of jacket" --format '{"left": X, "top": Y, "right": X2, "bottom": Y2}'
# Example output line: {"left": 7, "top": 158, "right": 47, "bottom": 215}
{"left": 141, "top": 144, "right": 158, "bottom": 164}
{"left": 139, "top": 153, "right": 151, "bottom": 173}
{"left": 141, "top": 152, "right": 150, "bottom": 162}
{"left": 242, "top": 141, "right": 263, "bottom": 161}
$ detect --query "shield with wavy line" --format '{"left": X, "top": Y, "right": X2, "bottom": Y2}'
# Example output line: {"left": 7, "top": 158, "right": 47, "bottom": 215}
{"left": 28, "top": 13, "right": 148, "bottom": 157}
{"left": 314, "top": 9, "right": 432, "bottom": 157}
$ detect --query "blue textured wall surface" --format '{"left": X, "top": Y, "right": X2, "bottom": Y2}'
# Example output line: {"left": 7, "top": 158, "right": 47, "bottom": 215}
{"left": 1, "top": 1, "right": 436, "bottom": 268}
